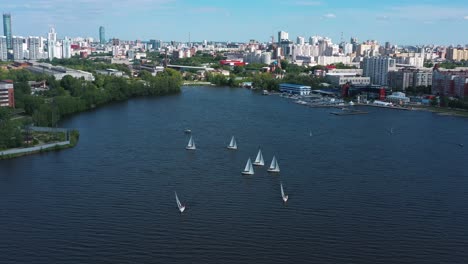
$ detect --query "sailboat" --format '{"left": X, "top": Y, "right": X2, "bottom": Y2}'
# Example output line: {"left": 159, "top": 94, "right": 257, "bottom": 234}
{"left": 175, "top": 191, "right": 186, "bottom": 213}
{"left": 280, "top": 182, "right": 289, "bottom": 203}
{"left": 227, "top": 136, "right": 237, "bottom": 150}
{"left": 267, "top": 156, "right": 280, "bottom": 173}
{"left": 241, "top": 158, "right": 255, "bottom": 175}
{"left": 309, "top": 130, "right": 313, "bottom": 137}
{"left": 186, "top": 135, "right": 196, "bottom": 150}
{"left": 253, "top": 149, "right": 264, "bottom": 166}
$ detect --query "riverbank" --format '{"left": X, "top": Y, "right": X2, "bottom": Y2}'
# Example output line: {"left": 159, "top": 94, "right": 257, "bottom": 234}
{"left": 413, "top": 106, "right": 468, "bottom": 117}
{"left": 0, "top": 129, "right": 79, "bottom": 160}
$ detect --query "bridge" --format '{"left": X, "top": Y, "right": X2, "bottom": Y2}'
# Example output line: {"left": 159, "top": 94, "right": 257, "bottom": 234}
{"left": 166, "top": 64, "right": 215, "bottom": 71}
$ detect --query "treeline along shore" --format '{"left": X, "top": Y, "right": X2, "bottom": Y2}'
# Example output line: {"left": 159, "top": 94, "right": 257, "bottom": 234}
{"left": 0, "top": 63, "right": 183, "bottom": 154}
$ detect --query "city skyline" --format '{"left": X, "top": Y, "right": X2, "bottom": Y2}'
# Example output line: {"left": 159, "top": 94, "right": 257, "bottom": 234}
{"left": 2, "top": 0, "right": 468, "bottom": 45}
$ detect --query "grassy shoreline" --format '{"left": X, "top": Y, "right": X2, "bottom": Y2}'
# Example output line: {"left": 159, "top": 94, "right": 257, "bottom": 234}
{"left": 0, "top": 130, "right": 79, "bottom": 160}
{"left": 416, "top": 106, "right": 468, "bottom": 117}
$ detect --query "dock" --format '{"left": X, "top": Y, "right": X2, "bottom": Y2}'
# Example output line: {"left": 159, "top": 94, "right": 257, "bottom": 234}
{"left": 330, "top": 110, "right": 369, "bottom": 116}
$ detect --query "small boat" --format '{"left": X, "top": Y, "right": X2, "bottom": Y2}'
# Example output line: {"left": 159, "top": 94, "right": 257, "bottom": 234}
{"left": 175, "top": 191, "right": 186, "bottom": 213}
{"left": 459, "top": 143, "right": 464, "bottom": 148}
{"left": 262, "top": 90, "right": 269, "bottom": 95}
{"left": 253, "top": 149, "right": 264, "bottom": 166}
{"left": 227, "top": 136, "right": 237, "bottom": 150}
{"left": 184, "top": 129, "right": 192, "bottom": 134}
{"left": 267, "top": 156, "right": 280, "bottom": 173}
{"left": 280, "top": 182, "right": 289, "bottom": 203}
{"left": 309, "top": 130, "right": 313, "bottom": 137}
{"left": 389, "top": 127, "right": 394, "bottom": 134}
{"left": 241, "top": 158, "right": 254, "bottom": 175}
{"left": 186, "top": 135, "right": 196, "bottom": 150}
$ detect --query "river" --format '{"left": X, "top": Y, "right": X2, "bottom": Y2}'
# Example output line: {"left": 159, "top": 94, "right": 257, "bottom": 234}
{"left": 1, "top": 86, "right": 468, "bottom": 264}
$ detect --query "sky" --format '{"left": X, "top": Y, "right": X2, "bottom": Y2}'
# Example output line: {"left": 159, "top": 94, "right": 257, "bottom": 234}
{"left": 2, "top": 0, "right": 468, "bottom": 45}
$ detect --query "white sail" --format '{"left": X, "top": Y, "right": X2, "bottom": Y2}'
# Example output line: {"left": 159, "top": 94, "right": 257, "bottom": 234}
{"left": 280, "top": 183, "right": 288, "bottom": 202}
{"left": 186, "top": 136, "right": 196, "bottom": 150}
{"left": 175, "top": 192, "right": 185, "bottom": 213}
{"left": 227, "top": 136, "right": 237, "bottom": 150}
{"left": 268, "top": 156, "right": 280, "bottom": 173}
{"left": 253, "top": 149, "right": 264, "bottom": 166}
{"left": 241, "top": 158, "right": 254, "bottom": 175}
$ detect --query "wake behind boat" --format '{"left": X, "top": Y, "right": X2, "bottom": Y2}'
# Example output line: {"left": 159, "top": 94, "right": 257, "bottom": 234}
{"left": 267, "top": 156, "right": 280, "bottom": 173}
{"left": 175, "top": 191, "right": 186, "bottom": 213}
{"left": 186, "top": 135, "right": 196, "bottom": 150}
{"left": 280, "top": 182, "right": 289, "bottom": 203}
{"left": 253, "top": 149, "right": 264, "bottom": 166}
{"left": 241, "top": 158, "right": 255, "bottom": 175}
{"left": 227, "top": 136, "right": 237, "bottom": 150}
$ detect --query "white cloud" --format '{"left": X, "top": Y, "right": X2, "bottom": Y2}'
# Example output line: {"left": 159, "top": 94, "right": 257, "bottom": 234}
{"left": 323, "top": 13, "right": 336, "bottom": 19}
{"left": 464, "top": 16, "right": 468, "bottom": 20}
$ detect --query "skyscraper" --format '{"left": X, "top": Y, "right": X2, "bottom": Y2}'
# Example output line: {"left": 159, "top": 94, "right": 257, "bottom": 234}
{"left": 28, "top": 36, "right": 40, "bottom": 60}
{"left": 363, "top": 57, "right": 396, "bottom": 86}
{"left": 62, "top": 38, "right": 71, "bottom": 59}
{"left": 99, "top": 26, "right": 105, "bottom": 44}
{"left": 47, "top": 27, "right": 57, "bottom": 61}
{"left": 3, "top": 13, "right": 12, "bottom": 50}
{"left": 0, "top": 36, "right": 7, "bottom": 60}
{"left": 12, "top": 36, "right": 24, "bottom": 61}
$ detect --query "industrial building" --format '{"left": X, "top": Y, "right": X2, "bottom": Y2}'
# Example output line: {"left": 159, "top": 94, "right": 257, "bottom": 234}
{"left": 27, "top": 62, "right": 95, "bottom": 81}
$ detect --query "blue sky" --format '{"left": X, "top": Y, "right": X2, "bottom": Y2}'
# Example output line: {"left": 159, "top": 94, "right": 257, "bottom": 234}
{"left": 3, "top": 0, "right": 468, "bottom": 45}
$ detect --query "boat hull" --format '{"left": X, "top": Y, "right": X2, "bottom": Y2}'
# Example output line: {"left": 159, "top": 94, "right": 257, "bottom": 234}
{"left": 241, "top": 171, "right": 254, "bottom": 175}
{"left": 227, "top": 146, "right": 237, "bottom": 150}
{"left": 267, "top": 169, "right": 280, "bottom": 173}
{"left": 185, "top": 146, "right": 196, "bottom": 150}
{"left": 253, "top": 162, "right": 264, "bottom": 166}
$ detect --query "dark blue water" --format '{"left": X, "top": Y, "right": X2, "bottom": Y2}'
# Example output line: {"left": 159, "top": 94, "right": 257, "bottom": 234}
{"left": 1, "top": 86, "right": 468, "bottom": 264}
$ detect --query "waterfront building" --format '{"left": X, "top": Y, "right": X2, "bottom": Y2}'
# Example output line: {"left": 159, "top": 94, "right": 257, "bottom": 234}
{"left": 363, "top": 57, "right": 396, "bottom": 86}
{"left": 388, "top": 68, "right": 432, "bottom": 91}
{"left": 3, "top": 13, "right": 12, "bottom": 50}
{"left": 0, "top": 80, "right": 14, "bottom": 107}
{"left": 99, "top": 26, "right": 105, "bottom": 44}
{"left": 27, "top": 36, "right": 40, "bottom": 60}
{"left": 386, "top": 92, "right": 410, "bottom": 104}
{"left": 12, "top": 36, "right": 24, "bottom": 60}
{"left": 0, "top": 36, "right": 7, "bottom": 61}
{"left": 279, "top": 83, "right": 311, "bottom": 95}
{"left": 327, "top": 76, "right": 371, "bottom": 87}
{"left": 432, "top": 68, "right": 468, "bottom": 98}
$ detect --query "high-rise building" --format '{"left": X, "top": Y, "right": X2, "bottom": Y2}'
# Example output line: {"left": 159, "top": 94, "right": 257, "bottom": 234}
{"left": 278, "top": 31, "right": 289, "bottom": 42}
{"left": 99, "top": 26, "right": 105, "bottom": 44}
{"left": 12, "top": 36, "right": 24, "bottom": 60}
{"left": 0, "top": 36, "right": 7, "bottom": 61}
{"left": 47, "top": 27, "right": 57, "bottom": 61}
{"left": 28, "top": 36, "right": 40, "bottom": 60}
{"left": 362, "top": 57, "right": 396, "bottom": 86}
{"left": 62, "top": 38, "right": 71, "bottom": 58}
{"left": 296, "top": 36, "right": 305, "bottom": 45}
{"left": 48, "top": 27, "right": 57, "bottom": 42}
{"left": 3, "top": 13, "right": 12, "bottom": 50}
